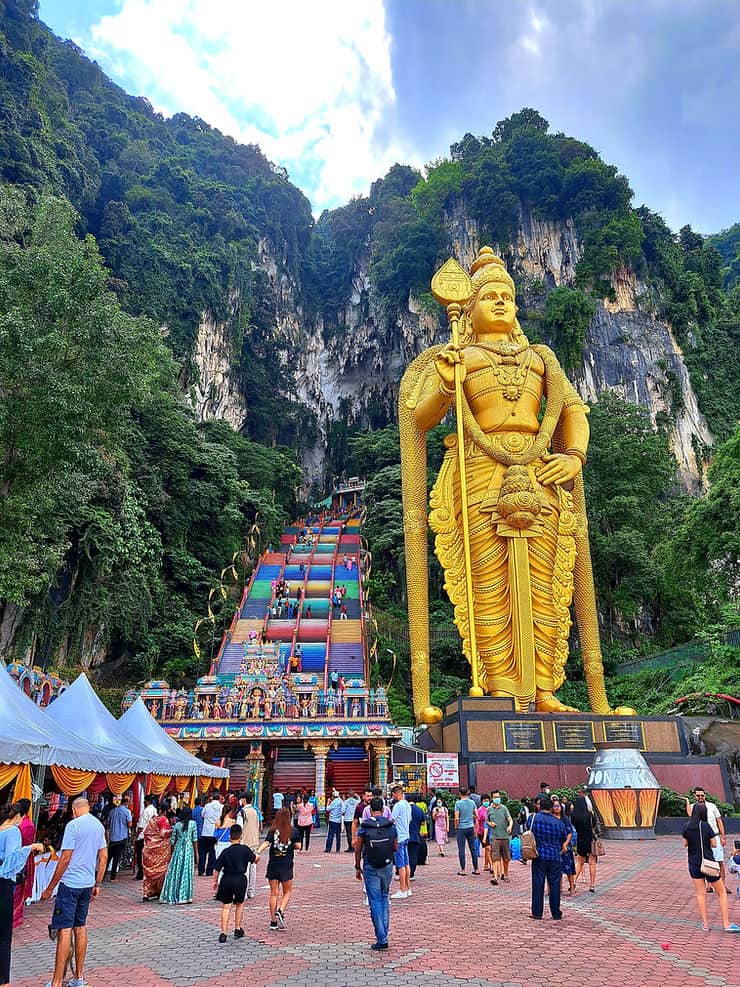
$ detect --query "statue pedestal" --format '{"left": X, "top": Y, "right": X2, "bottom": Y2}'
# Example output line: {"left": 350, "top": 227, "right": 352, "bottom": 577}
{"left": 420, "top": 697, "right": 732, "bottom": 804}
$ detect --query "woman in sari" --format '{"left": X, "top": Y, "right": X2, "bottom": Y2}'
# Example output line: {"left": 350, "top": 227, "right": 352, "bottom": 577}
{"left": 11, "top": 799, "right": 35, "bottom": 929}
{"left": 161, "top": 807, "right": 198, "bottom": 905}
{"left": 142, "top": 806, "right": 172, "bottom": 901}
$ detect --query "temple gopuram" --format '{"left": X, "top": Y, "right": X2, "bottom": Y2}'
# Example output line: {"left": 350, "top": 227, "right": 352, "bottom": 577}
{"left": 124, "top": 506, "right": 399, "bottom": 815}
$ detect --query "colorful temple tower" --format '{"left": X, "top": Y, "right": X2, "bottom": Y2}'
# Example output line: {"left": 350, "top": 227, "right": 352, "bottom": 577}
{"left": 125, "top": 508, "right": 399, "bottom": 816}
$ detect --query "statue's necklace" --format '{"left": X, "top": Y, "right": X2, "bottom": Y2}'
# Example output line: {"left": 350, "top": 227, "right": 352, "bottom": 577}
{"left": 480, "top": 346, "right": 533, "bottom": 402}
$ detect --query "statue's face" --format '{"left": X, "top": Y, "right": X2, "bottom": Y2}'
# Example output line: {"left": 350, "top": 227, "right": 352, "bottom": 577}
{"left": 470, "top": 282, "right": 517, "bottom": 335}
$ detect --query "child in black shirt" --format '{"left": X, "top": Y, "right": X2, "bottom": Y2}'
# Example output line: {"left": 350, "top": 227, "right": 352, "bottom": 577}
{"left": 213, "top": 824, "right": 258, "bottom": 942}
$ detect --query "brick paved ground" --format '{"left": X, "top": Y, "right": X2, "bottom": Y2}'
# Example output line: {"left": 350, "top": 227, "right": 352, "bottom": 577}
{"left": 11, "top": 836, "right": 738, "bottom": 987}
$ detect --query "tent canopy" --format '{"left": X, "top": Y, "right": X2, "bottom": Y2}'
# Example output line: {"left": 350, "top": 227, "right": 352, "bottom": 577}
{"left": 0, "top": 663, "right": 132, "bottom": 772}
{"left": 119, "top": 698, "right": 228, "bottom": 779}
{"left": 45, "top": 674, "right": 174, "bottom": 775}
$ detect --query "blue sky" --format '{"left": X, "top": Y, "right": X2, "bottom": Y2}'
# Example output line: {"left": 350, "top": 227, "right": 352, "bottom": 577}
{"left": 38, "top": 0, "right": 740, "bottom": 233}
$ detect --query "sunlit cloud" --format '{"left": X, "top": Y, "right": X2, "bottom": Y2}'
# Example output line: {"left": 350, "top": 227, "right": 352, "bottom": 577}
{"left": 81, "top": 0, "right": 416, "bottom": 211}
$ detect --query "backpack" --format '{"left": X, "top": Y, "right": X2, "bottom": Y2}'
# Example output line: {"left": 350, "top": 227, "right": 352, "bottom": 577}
{"left": 520, "top": 814, "right": 539, "bottom": 860}
{"left": 363, "top": 817, "right": 395, "bottom": 869}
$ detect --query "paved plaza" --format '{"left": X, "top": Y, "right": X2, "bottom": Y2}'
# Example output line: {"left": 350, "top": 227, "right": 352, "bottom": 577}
{"left": 12, "top": 837, "right": 737, "bottom": 987}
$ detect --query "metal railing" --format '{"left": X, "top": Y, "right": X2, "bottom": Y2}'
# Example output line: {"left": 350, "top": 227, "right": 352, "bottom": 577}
{"left": 614, "top": 628, "right": 740, "bottom": 678}
{"left": 372, "top": 609, "right": 459, "bottom": 649}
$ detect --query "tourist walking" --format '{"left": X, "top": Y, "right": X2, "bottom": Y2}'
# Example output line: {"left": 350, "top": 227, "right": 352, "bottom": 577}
{"left": 256, "top": 808, "right": 301, "bottom": 931}
{"left": 355, "top": 797, "right": 399, "bottom": 951}
{"left": 432, "top": 800, "right": 448, "bottom": 855}
{"left": 682, "top": 802, "right": 739, "bottom": 932}
{"left": 557, "top": 800, "right": 577, "bottom": 895}
{"left": 200, "top": 793, "right": 223, "bottom": 877}
{"left": 0, "top": 802, "right": 44, "bottom": 987}
{"left": 161, "top": 807, "right": 198, "bottom": 905}
{"left": 454, "top": 788, "right": 479, "bottom": 875}
{"left": 11, "top": 798, "right": 35, "bottom": 929}
{"left": 105, "top": 795, "right": 132, "bottom": 881}
{"left": 390, "top": 785, "right": 412, "bottom": 899}
{"left": 236, "top": 792, "right": 261, "bottom": 898}
{"left": 296, "top": 796, "right": 314, "bottom": 852}
{"left": 41, "top": 797, "right": 108, "bottom": 987}
{"left": 529, "top": 795, "right": 570, "bottom": 920}
{"left": 324, "top": 791, "right": 343, "bottom": 852}
{"left": 141, "top": 806, "right": 172, "bottom": 901}
{"left": 486, "top": 790, "right": 513, "bottom": 886}
{"left": 686, "top": 788, "right": 727, "bottom": 890}
{"left": 342, "top": 791, "right": 359, "bottom": 851}
{"left": 213, "top": 824, "right": 258, "bottom": 942}
{"left": 571, "top": 793, "right": 599, "bottom": 892}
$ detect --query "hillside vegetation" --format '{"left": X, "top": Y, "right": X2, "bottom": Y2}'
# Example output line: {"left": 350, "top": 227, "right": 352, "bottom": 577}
{"left": 0, "top": 1, "right": 737, "bottom": 695}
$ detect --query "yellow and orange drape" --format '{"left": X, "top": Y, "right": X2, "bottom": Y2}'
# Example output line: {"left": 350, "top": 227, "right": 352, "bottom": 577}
{"left": 145, "top": 774, "right": 172, "bottom": 795}
{"left": 0, "top": 763, "right": 32, "bottom": 808}
{"left": 50, "top": 766, "right": 98, "bottom": 797}
{"left": 105, "top": 773, "right": 137, "bottom": 796}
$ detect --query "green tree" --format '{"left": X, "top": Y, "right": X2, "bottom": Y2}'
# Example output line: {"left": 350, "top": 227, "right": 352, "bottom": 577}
{"left": 0, "top": 188, "right": 163, "bottom": 603}
{"left": 541, "top": 286, "right": 594, "bottom": 370}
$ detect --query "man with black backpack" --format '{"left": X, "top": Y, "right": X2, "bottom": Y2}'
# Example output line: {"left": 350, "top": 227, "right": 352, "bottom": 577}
{"left": 355, "top": 797, "right": 399, "bottom": 951}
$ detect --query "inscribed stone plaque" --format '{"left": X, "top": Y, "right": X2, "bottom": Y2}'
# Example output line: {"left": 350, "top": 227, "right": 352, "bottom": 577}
{"left": 502, "top": 720, "right": 546, "bottom": 752}
{"left": 604, "top": 720, "right": 646, "bottom": 750}
{"left": 553, "top": 720, "right": 596, "bottom": 751}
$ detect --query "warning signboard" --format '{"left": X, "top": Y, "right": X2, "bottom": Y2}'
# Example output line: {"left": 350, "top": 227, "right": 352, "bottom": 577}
{"left": 426, "top": 753, "right": 459, "bottom": 789}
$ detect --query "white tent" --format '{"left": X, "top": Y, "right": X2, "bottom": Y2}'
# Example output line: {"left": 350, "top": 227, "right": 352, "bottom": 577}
{"left": 119, "top": 698, "right": 228, "bottom": 779}
{"left": 0, "top": 663, "right": 131, "bottom": 771}
{"left": 45, "top": 674, "right": 174, "bottom": 775}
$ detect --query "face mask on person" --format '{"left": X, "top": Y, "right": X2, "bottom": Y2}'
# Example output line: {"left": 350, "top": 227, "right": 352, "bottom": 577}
{"left": 493, "top": 797, "right": 501, "bottom": 804}
{"left": 482, "top": 801, "right": 490, "bottom": 807}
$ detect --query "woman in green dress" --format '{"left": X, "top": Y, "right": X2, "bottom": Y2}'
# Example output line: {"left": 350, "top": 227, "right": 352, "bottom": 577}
{"left": 161, "top": 806, "right": 198, "bottom": 905}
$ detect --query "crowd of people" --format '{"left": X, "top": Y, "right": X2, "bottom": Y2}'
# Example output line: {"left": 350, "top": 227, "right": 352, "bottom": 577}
{"left": 1, "top": 779, "right": 738, "bottom": 984}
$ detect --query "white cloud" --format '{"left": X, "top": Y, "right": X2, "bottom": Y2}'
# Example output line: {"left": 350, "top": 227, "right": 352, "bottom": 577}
{"left": 84, "top": 0, "right": 415, "bottom": 210}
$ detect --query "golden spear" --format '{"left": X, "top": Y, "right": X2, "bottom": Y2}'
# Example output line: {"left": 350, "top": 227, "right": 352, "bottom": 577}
{"left": 430, "top": 259, "right": 484, "bottom": 697}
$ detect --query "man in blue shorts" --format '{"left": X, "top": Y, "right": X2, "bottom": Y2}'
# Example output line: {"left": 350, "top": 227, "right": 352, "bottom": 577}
{"left": 390, "top": 784, "right": 412, "bottom": 899}
{"left": 42, "top": 796, "right": 108, "bottom": 987}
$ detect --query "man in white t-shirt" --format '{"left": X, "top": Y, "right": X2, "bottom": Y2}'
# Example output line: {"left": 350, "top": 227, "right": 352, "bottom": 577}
{"left": 42, "top": 797, "right": 108, "bottom": 987}
{"left": 686, "top": 787, "right": 727, "bottom": 887}
{"left": 237, "top": 792, "right": 262, "bottom": 898}
{"left": 201, "top": 794, "right": 224, "bottom": 876}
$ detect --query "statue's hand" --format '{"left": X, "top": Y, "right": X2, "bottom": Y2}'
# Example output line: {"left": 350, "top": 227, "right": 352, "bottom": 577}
{"left": 535, "top": 452, "right": 582, "bottom": 487}
{"left": 434, "top": 345, "right": 465, "bottom": 390}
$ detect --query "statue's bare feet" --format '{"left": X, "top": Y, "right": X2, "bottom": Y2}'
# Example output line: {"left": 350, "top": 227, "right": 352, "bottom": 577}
{"left": 535, "top": 692, "right": 579, "bottom": 713}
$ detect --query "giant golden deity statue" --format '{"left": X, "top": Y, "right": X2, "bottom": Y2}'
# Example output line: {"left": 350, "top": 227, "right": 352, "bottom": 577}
{"left": 399, "top": 247, "right": 631, "bottom": 724}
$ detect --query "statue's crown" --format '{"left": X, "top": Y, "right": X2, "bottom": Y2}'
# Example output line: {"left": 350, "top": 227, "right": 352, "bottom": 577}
{"left": 469, "top": 246, "right": 515, "bottom": 292}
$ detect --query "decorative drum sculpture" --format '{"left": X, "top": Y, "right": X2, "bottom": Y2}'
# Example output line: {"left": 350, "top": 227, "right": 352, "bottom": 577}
{"left": 587, "top": 741, "right": 661, "bottom": 839}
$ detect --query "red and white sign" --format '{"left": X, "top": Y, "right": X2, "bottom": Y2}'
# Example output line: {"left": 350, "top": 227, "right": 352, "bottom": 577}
{"left": 426, "top": 753, "right": 459, "bottom": 788}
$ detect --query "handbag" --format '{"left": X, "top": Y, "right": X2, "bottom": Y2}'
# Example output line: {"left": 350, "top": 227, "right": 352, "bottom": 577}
{"left": 699, "top": 823, "right": 721, "bottom": 879}
{"left": 520, "top": 814, "right": 538, "bottom": 860}
{"left": 592, "top": 837, "right": 606, "bottom": 857}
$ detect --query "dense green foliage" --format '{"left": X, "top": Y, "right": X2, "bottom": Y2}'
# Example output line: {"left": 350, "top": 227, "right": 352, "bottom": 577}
{"left": 0, "top": 0, "right": 316, "bottom": 445}
{"left": 709, "top": 223, "right": 740, "bottom": 290}
{"left": 0, "top": 189, "right": 300, "bottom": 682}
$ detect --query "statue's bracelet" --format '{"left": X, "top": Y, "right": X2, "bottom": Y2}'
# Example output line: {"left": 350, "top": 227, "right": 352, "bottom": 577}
{"left": 439, "top": 381, "right": 454, "bottom": 398}
{"left": 565, "top": 448, "right": 587, "bottom": 465}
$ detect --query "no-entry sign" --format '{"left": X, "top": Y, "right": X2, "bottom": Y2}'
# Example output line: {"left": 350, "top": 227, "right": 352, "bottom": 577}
{"left": 426, "top": 753, "right": 459, "bottom": 788}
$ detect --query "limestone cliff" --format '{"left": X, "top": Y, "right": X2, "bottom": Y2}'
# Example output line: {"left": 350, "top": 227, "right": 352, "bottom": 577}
{"left": 191, "top": 200, "right": 712, "bottom": 488}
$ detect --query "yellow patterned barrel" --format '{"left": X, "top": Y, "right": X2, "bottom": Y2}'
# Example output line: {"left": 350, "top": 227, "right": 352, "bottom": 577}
{"left": 587, "top": 742, "right": 661, "bottom": 840}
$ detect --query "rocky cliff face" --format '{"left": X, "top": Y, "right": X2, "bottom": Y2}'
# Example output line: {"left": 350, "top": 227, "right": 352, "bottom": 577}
{"left": 190, "top": 201, "right": 712, "bottom": 488}
{"left": 190, "top": 312, "right": 248, "bottom": 431}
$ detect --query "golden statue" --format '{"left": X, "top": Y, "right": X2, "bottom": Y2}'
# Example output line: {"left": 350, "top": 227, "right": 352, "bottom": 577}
{"left": 399, "top": 247, "right": 633, "bottom": 724}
